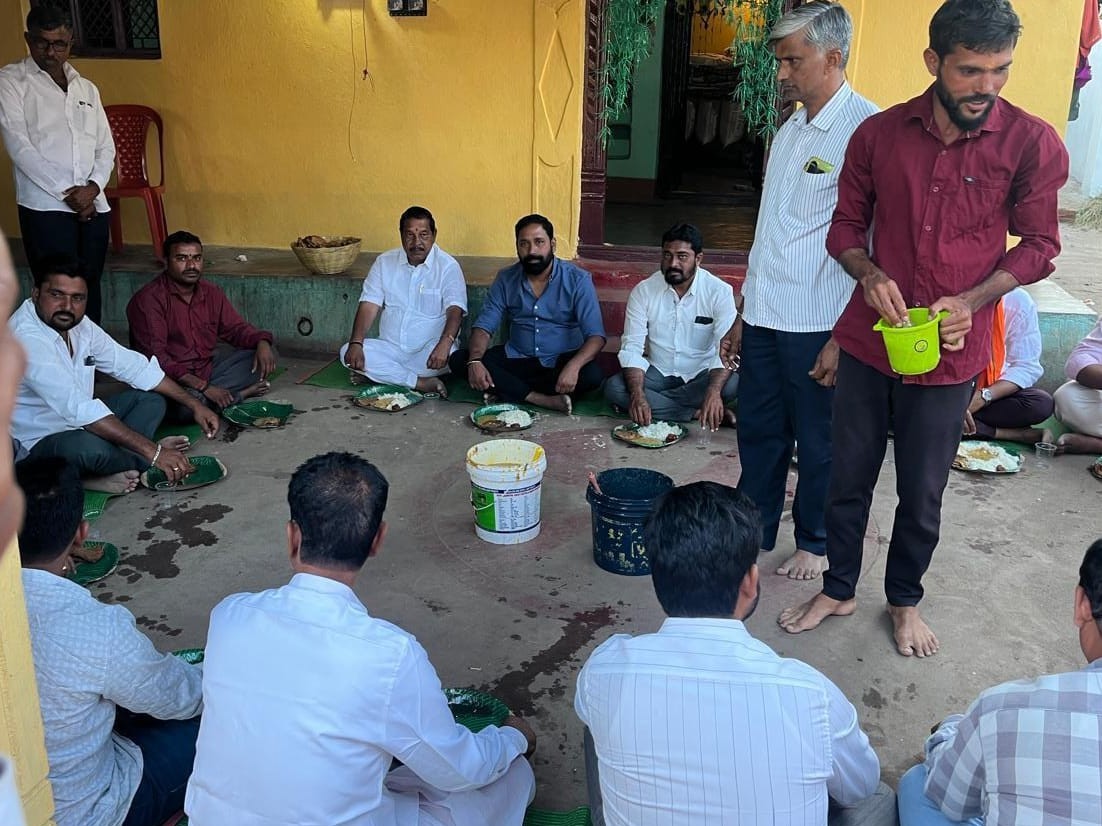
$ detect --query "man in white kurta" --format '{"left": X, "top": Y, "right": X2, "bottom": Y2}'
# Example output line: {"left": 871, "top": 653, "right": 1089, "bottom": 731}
{"left": 186, "top": 451, "right": 536, "bottom": 826}
{"left": 341, "top": 206, "right": 466, "bottom": 394}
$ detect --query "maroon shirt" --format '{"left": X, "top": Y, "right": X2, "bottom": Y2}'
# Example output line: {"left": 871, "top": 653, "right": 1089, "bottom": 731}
{"left": 126, "top": 274, "right": 273, "bottom": 382}
{"left": 827, "top": 87, "right": 1068, "bottom": 385}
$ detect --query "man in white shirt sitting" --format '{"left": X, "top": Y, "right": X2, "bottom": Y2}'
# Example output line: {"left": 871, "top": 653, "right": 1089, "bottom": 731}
{"left": 604, "top": 223, "right": 738, "bottom": 430}
{"left": 341, "top": 206, "right": 466, "bottom": 395}
{"left": 0, "top": 2, "right": 115, "bottom": 324}
{"left": 575, "top": 481, "right": 895, "bottom": 826}
{"left": 186, "top": 451, "right": 537, "bottom": 826}
{"left": 963, "top": 287, "right": 1054, "bottom": 444}
{"left": 17, "top": 457, "right": 204, "bottom": 826}
{"left": 12, "top": 256, "right": 219, "bottom": 494}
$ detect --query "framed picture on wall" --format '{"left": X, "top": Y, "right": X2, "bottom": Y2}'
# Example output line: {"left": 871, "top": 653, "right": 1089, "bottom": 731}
{"left": 388, "top": 0, "right": 427, "bottom": 15}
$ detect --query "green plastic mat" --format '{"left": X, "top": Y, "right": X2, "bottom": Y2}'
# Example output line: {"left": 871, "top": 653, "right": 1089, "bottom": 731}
{"left": 222, "top": 399, "right": 294, "bottom": 427}
{"left": 299, "top": 359, "right": 360, "bottom": 389}
{"left": 71, "top": 541, "right": 119, "bottom": 585}
{"left": 82, "top": 490, "right": 118, "bottom": 522}
{"left": 154, "top": 422, "right": 204, "bottom": 443}
{"left": 1035, "top": 414, "right": 1070, "bottom": 441}
{"left": 141, "top": 455, "right": 228, "bottom": 490}
{"left": 523, "top": 807, "right": 592, "bottom": 826}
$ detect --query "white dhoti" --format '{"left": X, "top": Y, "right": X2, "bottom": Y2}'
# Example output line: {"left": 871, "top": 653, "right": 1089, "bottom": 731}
{"left": 1054, "top": 380, "right": 1102, "bottom": 438}
{"left": 338, "top": 338, "right": 451, "bottom": 389}
{"left": 385, "top": 757, "right": 535, "bottom": 826}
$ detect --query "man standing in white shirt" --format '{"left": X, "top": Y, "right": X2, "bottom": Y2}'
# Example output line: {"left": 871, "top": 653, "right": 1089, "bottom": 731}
{"left": 18, "top": 457, "right": 204, "bottom": 826}
{"left": 575, "top": 481, "right": 893, "bottom": 826}
{"left": 186, "top": 451, "right": 537, "bottom": 826}
{"left": 604, "top": 223, "right": 738, "bottom": 430}
{"left": 720, "top": 1, "right": 878, "bottom": 581}
{"left": 0, "top": 2, "right": 115, "bottom": 324}
{"left": 342, "top": 206, "right": 466, "bottom": 395}
{"left": 12, "top": 256, "right": 219, "bottom": 494}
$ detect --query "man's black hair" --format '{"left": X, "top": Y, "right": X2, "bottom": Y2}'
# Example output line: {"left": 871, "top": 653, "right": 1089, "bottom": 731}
{"left": 928, "top": 0, "right": 1021, "bottom": 59}
{"left": 16, "top": 458, "right": 83, "bottom": 565}
{"left": 514, "top": 214, "right": 555, "bottom": 241}
{"left": 287, "top": 452, "right": 389, "bottom": 571}
{"left": 27, "top": 1, "right": 72, "bottom": 32}
{"left": 163, "top": 230, "right": 203, "bottom": 262}
{"left": 645, "top": 481, "right": 762, "bottom": 618}
{"left": 400, "top": 206, "right": 436, "bottom": 235}
{"left": 31, "top": 254, "right": 83, "bottom": 288}
{"left": 661, "top": 223, "right": 704, "bottom": 255}
{"left": 1079, "top": 538, "right": 1102, "bottom": 625}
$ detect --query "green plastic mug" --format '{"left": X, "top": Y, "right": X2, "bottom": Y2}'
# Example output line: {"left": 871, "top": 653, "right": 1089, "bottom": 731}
{"left": 872, "top": 308, "right": 951, "bottom": 375}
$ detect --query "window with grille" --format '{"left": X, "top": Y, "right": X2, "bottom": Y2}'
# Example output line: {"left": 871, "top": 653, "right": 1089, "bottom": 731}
{"left": 30, "top": 0, "right": 161, "bottom": 59}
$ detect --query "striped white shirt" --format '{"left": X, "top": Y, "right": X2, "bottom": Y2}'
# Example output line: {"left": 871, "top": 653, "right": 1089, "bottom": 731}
{"left": 743, "top": 82, "right": 878, "bottom": 332}
{"left": 575, "top": 617, "right": 880, "bottom": 825}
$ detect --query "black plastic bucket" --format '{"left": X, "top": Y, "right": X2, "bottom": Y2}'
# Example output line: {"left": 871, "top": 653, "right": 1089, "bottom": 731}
{"left": 586, "top": 468, "right": 674, "bottom": 576}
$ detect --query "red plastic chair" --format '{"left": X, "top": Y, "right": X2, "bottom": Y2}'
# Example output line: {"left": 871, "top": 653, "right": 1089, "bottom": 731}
{"left": 104, "top": 104, "right": 168, "bottom": 257}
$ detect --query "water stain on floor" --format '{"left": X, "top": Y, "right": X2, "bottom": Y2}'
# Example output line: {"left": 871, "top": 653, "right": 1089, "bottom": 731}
{"left": 487, "top": 606, "right": 618, "bottom": 715}
{"left": 126, "top": 503, "right": 234, "bottom": 579}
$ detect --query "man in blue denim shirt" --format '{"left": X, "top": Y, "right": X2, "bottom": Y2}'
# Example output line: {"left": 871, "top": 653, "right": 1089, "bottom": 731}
{"left": 449, "top": 214, "right": 606, "bottom": 413}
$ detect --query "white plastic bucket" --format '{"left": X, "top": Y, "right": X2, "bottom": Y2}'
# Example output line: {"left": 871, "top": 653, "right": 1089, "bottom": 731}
{"left": 465, "top": 439, "right": 547, "bottom": 545}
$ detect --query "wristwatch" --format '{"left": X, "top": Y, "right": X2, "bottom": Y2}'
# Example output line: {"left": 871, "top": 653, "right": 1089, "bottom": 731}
{"left": 980, "top": 388, "right": 994, "bottom": 405}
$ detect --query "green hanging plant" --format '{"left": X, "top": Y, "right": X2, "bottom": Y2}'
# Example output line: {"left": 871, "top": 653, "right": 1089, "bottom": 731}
{"left": 600, "top": 0, "right": 784, "bottom": 142}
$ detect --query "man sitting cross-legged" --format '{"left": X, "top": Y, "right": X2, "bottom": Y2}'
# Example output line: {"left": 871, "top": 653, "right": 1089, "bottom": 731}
{"left": 897, "top": 537, "right": 1102, "bottom": 826}
{"left": 186, "top": 451, "right": 537, "bottom": 826}
{"left": 128, "top": 230, "right": 278, "bottom": 419}
{"left": 603, "top": 222, "right": 738, "bottom": 431}
{"left": 12, "top": 255, "right": 218, "bottom": 493}
{"left": 449, "top": 214, "right": 606, "bottom": 413}
{"left": 575, "top": 480, "right": 895, "bottom": 826}
{"left": 340, "top": 205, "right": 466, "bottom": 396}
{"left": 962, "top": 287, "right": 1054, "bottom": 444}
{"left": 1052, "top": 314, "right": 1102, "bottom": 455}
{"left": 17, "top": 457, "right": 204, "bottom": 826}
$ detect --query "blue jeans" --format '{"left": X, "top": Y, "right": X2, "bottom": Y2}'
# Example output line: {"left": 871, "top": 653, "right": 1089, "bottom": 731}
{"left": 116, "top": 712, "right": 201, "bottom": 826}
{"left": 897, "top": 765, "right": 983, "bottom": 826}
{"left": 735, "top": 324, "right": 833, "bottom": 553}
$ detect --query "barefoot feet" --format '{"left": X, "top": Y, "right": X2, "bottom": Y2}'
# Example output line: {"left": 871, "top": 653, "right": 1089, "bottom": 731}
{"left": 158, "top": 435, "right": 191, "bottom": 452}
{"left": 526, "top": 392, "right": 572, "bottom": 414}
{"left": 415, "top": 376, "right": 448, "bottom": 397}
{"left": 83, "top": 470, "right": 140, "bottom": 495}
{"left": 1055, "top": 432, "right": 1102, "bottom": 455}
{"left": 778, "top": 593, "right": 856, "bottom": 634}
{"left": 888, "top": 605, "right": 939, "bottom": 657}
{"left": 776, "top": 549, "right": 828, "bottom": 580}
{"left": 240, "top": 379, "right": 271, "bottom": 401}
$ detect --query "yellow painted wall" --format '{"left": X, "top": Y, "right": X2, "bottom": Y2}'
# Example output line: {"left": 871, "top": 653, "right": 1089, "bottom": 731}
{"left": 845, "top": 0, "right": 1081, "bottom": 136}
{"left": 0, "top": 0, "right": 586, "bottom": 257}
{"left": 692, "top": 13, "right": 739, "bottom": 54}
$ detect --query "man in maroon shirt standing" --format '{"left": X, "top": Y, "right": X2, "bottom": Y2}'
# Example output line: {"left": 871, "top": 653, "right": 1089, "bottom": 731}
{"left": 779, "top": 0, "right": 1068, "bottom": 657}
{"left": 127, "top": 230, "right": 278, "bottom": 421}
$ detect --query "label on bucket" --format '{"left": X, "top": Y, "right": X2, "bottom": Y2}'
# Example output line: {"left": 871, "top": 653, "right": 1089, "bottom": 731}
{"left": 471, "top": 482, "right": 542, "bottom": 533}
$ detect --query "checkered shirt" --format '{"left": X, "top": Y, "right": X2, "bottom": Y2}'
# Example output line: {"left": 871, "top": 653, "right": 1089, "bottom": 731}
{"left": 923, "top": 659, "right": 1102, "bottom": 825}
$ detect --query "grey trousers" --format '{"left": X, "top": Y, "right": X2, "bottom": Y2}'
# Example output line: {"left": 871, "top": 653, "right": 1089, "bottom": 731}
{"left": 584, "top": 728, "right": 898, "bottom": 826}
{"left": 603, "top": 366, "right": 739, "bottom": 422}
{"left": 170, "top": 347, "right": 265, "bottom": 422}
{"left": 26, "top": 389, "right": 165, "bottom": 476}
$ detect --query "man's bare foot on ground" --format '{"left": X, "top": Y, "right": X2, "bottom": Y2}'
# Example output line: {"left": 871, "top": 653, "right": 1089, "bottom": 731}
{"left": 415, "top": 376, "right": 448, "bottom": 397}
{"left": 83, "top": 470, "right": 140, "bottom": 494}
{"left": 778, "top": 593, "right": 856, "bottom": 634}
{"left": 158, "top": 436, "right": 190, "bottom": 452}
{"left": 888, "top": 605, "right": 939, "bottom": 657}
{"left": 1055, "top": 432, "right": 1102, "bottom": 455}
{"left": 240, "top": 379, "right": 271, "bottom": 401}
{"left": 527, "top": 392, "right": 572, "bottom": 414}
{"left": 776, "top": 549, "right": 828, "bottom": 580}
{"left": 994, "top": 426, "right": 1046, "bottom": 444}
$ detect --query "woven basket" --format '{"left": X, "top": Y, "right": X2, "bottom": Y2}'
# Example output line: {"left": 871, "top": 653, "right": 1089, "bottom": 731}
{"left": 291, "top": 236, "right": 362, "bottom": 275}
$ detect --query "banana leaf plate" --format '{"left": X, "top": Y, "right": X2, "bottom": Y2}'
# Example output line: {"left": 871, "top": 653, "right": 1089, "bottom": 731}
{"left": 140, "top": 456, "right": 228, "bottom": 490}
{"left": 470, "top": 403, "right": 538, "bottom": 433}
{"left": 444, "top": 687, "right": 510, "bottom": 733}
{"left": 351, "top": 385, "right": 424, "bottom": 412}
{"left": 172, "top": 647, "right": 205, "bottom": 665}
{"left": 222, "top": 399, "right": 294, "bottom": 428}
{"left": 611, "top": 422, "right": 687, "bottom": 449}
{"left": 71, "top": 541, "right": 119, "bottom": 585}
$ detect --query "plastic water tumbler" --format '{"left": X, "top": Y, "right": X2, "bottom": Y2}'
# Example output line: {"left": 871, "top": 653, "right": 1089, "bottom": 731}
{"left": 1034, "top": 441, "right": 1056, "bottom": 470}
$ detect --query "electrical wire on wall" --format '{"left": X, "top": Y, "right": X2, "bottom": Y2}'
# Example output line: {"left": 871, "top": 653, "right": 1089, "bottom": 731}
{"left": 348, "top": 0, "right": 374, "bottom": 160}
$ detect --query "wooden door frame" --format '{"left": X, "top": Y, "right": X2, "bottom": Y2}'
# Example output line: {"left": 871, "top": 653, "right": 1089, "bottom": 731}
{"left": 577, "top": 0, "right": 795, "bottom": 263}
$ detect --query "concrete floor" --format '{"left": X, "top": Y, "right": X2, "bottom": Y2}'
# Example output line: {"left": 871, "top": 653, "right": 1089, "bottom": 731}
{"left": 82, "top": 354, "right": 1102, "bottom": 811}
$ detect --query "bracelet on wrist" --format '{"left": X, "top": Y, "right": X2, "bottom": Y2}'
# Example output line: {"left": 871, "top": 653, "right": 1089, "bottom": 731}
{"left": 467, "top": 358, "right": 482, "bottom": 366}
{"left": 348, "top": 340, "right": 363, "bottom": 347}
{"left": 150, "top": 443, "right": 162, "bottom": 469}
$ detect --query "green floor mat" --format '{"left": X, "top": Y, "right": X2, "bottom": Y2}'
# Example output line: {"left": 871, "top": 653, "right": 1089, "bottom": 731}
{"left": 299, "top": 359, "right": 359, "bottom": 389}
{"left": 523, "top": 807, "right": 592, "bottom": 826}
{"left": 1035, "top": 414, "right": 1069, "bottom": 441}
{"left": 82, "top": 490, "right": 118, "bottom": 522}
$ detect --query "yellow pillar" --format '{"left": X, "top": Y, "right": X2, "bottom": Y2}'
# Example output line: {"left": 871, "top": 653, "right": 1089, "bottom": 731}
{"left": 0, "top": 539, "right": 55, "bottom": 825}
